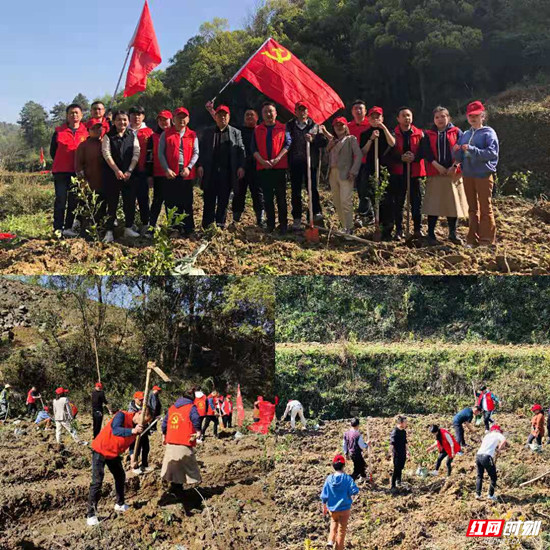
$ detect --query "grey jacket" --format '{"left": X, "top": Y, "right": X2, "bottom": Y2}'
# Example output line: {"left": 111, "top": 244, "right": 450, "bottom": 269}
{"left": 329, "top": 135, "right": 363, "bottom": 181}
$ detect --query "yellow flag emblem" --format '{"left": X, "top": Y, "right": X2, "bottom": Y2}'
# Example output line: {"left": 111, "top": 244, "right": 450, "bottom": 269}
{"left": 261, "top": 47, "right": 292, "bottom": 64}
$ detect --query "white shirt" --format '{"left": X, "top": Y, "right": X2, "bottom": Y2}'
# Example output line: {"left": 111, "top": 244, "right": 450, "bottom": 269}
{"left": 53, "top": 396, "right": 72, "bottom": 422}
{"left": 283, "top": 400, "right": 303, "bottom": 417}
{"left": 477, "top": 432, "right": 506, "bottom": 458}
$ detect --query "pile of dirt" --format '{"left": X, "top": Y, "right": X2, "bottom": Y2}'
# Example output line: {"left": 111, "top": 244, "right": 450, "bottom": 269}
{"left": 1, "top": 412, "right": 548, "bottom": 549}
{"left": 1, "top": 194, "right": 549, "bottom": 275}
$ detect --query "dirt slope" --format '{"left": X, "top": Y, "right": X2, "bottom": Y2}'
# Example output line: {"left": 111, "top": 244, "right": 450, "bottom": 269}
{"left": 1, "top": 195, "right": 549, "bottom": 275}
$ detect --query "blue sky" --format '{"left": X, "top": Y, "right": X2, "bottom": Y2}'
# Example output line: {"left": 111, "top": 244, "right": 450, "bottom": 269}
{"left": 0, "top": 0, "right": 258, "bottom": 123}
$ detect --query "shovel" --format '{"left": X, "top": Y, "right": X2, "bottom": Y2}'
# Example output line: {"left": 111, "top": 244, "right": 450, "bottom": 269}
{"left": 367, "top": 418, "right": 374, "bottom": 484}
{"left": 373, "top": 138, "right": 382, "bottom": 242}
{"left": 305, "top": 141, "right": 320, "bottom": 243}
{"left": 405, "top": 162, "right": 411, "bottom": 240}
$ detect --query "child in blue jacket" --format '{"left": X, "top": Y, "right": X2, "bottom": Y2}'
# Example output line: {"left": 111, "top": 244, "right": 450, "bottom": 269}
{"left": 320, "top": 454, "right": 359, "bottom": 550}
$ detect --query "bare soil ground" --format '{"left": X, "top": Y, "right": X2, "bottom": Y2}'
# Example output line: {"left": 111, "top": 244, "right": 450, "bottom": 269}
{"left": 1, "top": 190, "right": 549, "bottom": 275}
{"left": 1, "top": 413, "right": 548, "bottom": 549}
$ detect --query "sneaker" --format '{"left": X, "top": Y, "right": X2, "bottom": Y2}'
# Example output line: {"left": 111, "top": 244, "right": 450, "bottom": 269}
{"left": 487, "top": 494, "right": 498, "bottom": 502}
{"left": 114, "top": 503, "right": 129, "bottom": 512}
{"left": 292, "top": 219, "right": 302, "bottom": 231}
{"left": 143, "top": 466, "right": 154, "bottom": 473}
{"left": 124, "top": 227, "right": 140, "bottom": 238}
{"left": 456, "top": 451, "right": 464, "bottom": 456}
{"left": 62, "top": 228, "right": 78, "bottom": 238}
{"left": 132, "top": 468, "right": 143, "bottom": 475}
{"left": 103, "top": 231, "right": 114, "bottom": 244}
{"left": 430, "top": 470, "right": 439, "bottom": 476}
{"left": 86, "top": 516, "right": 99, "bottom": 527}
{"left": 80, "top": 441, "right": 89, "bottom": 446}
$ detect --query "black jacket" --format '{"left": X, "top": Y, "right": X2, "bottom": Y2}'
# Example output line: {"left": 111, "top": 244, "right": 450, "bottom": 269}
{"left": 285, "top": 118, "right": 327, "bottom": 166}
{"left": 198, "top": 125, "right": 245, "bottom": 188}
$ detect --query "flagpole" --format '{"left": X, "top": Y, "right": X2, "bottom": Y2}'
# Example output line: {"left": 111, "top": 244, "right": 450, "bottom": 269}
{"left": 211, "top": 36, "right": 272, "bottom": 103}
{"left": 110, "top": 48, "right": 132, "bottom": 110}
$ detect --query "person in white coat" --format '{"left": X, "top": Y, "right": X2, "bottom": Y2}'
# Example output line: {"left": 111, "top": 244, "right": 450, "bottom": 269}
{"left": 53, "top": 387, "right": 86, "bottom": 445}
{"left": 281, "top": 399, "right": 307, "bottom": 430}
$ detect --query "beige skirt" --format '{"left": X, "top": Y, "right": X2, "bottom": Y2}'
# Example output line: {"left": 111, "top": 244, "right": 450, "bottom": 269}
{"left": 161, "top": 444, "right": 202, "bottom": 485}
{"left": 422, "top": 175, "right": 468, "bottom": 218}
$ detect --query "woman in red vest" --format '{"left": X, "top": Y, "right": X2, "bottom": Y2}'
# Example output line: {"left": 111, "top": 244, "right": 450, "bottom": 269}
{"left": 86, "top": 408, "right": 150, "bottom": 526}
{"left": 381, "top": 107, "right": 425, "bottom": 241}
{"left": 50, "top": 103, "right": 89, "bottom": 238}
{"left": 158, "top": 107, "right": 199, "bottom": 237}
{"left": 427, "top": 424, "right": 461, "bottom": 476}
{"left": 421, "top": 107, "right": 468, "bottom": 246}
{"left": 161, "top": 388, "right": 202, "bottom": 496}
{"left": 252, "top": 101, "right": 291, "bottom": 234}
{"left": 222, "top": 394, "right": 233, "bottom": 428}
{"left": 26, "top": 386, "right": 41, "bottom": 417}
{"left": 146, "top": 110, "right": 173, "bottom": 232}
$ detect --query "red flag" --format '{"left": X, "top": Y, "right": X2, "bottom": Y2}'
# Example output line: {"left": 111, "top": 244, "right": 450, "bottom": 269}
{"left": 234, "top": 38, "right": 344, "bottom": 123}
{"left": 124, "top": 1, "right": 161, "bottom": 98}
{"left": 236, "top": 384, "right": 245, "bottom": 428}
{"left": 39, "top": 147, "right": 45, "bottom": 166}
{"left": 248, "top": 400, "right": 276, "bottom": 435}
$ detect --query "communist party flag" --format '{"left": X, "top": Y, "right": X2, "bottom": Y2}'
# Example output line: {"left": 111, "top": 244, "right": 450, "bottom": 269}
{"left": 124, "top": 1, "right": 161, "bottom": 97}
{"left": 234, "top": 38, "right": 344, "bottom": 123}
{"left": 39, "top": 148, "right": 45, "bottom": 168}
{"left": 236, "top": 384, "right": 245, "bottom": 428}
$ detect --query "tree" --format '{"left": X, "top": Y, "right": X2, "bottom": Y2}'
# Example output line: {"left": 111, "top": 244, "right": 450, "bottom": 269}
{"left": 72, "top": 93, "right": 90, "bottom": 118}
{"left": 49, "top": 102, "right": 68, "bottom": 126}
{"left": 17, "top": 101, "right": 50, "bottom": 150}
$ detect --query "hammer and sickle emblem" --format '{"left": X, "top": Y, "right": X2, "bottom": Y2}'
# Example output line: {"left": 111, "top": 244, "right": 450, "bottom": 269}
{"left": 170, "top": 415, "right": 179, "bottom": 427}
{"left": 261, "top": 47, "right": 292, "bottom": 64}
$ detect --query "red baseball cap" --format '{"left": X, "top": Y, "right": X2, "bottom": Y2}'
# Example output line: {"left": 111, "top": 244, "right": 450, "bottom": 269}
{"left": 157, "top": 110, "right": 173, "bottom": 120}
{"left": 215, "top": 105, "right": 230, "bottom": 115}
{"left": 88, "top": 118, "right": 105, "bottom": 128}
{"left": 466, "top": 101, "right": 485, "bottom": 116}
{"left": 44, "top": 406, "right": 49, "bottom": 412}
{"left": 55, "top": 387, "right": 65, "bottom": 395}
{"left": 174, "top": 107, "right": 189, "bottom": 118}
{"left": 226, "top": 394, "right": 232, "bottom": 398}
{"left": 95, "top": 382, "right": 103, "bottom": 389}
{"left": 490, "top": 424, "right": 502, "bottom": 433}
{"left": 332, "top": 116, "right": 348, "bottom": 127}
{"left": 368, "top": 106, "right": 383, "bottom": 116}
{"left": 134, "top": 391, "right": 144, "bottom": 400}
{"left": 531, "top": 404, "right": 543, "bottom": 412}
{"left": 333, "top": 454, "right": 346, "bottom": 465}
{"left": 295, "top": 100, "right": 308, "bottom": 110}
{"left": 152, "top": 385, "right": 162, "bottom": 391}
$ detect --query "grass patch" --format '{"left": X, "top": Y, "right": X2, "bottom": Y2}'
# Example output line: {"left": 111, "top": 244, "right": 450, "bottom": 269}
{"left": 1, "top": 213, "right": 51, "bottom": 239}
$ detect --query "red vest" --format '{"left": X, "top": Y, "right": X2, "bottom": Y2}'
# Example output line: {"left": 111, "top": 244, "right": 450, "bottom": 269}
{"left": 436, "top": 428, "right": 461, "bottom": 457}
{"left": 477, "top": 391, "right": 495, "bottom": 412}
{"left": 390, "top": 125, "right": 426, "bottom": 177}
{"left": 135, "top": 127, "right": 154, "bottom": 171}
{"left": 194, "top": 395, "right": 207, "bottom": 417}
{"left": 26, "top": 390, "right": 35, "bottom": 404}
{"left": 162, "top": 126, "right": 197, "bottom": 179}
{"left": 424, "top": 127, "right": 461, "bottom": 177}
{"left": 165, "top": 403, "right": 196, "bottom": 447}
{"left": 347, "top": 119, "right": 371, "bottom": 164}
{"left": 92, "top": 411, "right": 136, "bottom": 459}
{"left": 151, "top": 132, "right": 165, "bottom": 177}
{"left": 254, "top": 122, "right": 289, "bottom": 170}
{"left": 206, "top": 394, "right": 218, "bottom": 416}
{"left": 52, "top": 124, "right": 89, "bottom": 173}
{"left": 223, "top": 399, "right": 233, "bottom": 415}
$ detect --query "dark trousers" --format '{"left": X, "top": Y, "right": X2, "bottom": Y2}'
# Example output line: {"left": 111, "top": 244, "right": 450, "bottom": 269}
{"left": 482, "top": 410, "right": 494, "bottom": 431}
{"left": 435, "top": 451, "right": 453, "bottom": 475}
{"left": 428, "top": 215, "right": 457, "bottom": 237}
{"left": 380, "top": 174, "right": 422, "bottom": 236}
{"left": 149, "top": 176, "right": 166, "bottom": 227}
{"left": 350, "top": 453, "right": 367, "bottom": 480}
{"left": 129, "top": 432, "right": 149, "bottom": 468}
{"left": 133, "top": 171, "right": 150, "bottom": 226}
{"left": 527, "top": 434, "right": 542, "bottom": 446}
{"left": 476, "top": 454, "right": 497, "bottom": 497}
{"left": 27, "top": 403, "right": 37, "bottom": 417}
{"left": 162, "top": 176, "right": 195, "bottom": 233}
{"left": 357, "top": 164, "right": 375, "bottom": 219}
{"left": 87, "top": 452, "right": 125, "bottom": 517}
{"left": 92, "top": 410, "right": 103, "bottom": 438}
{"left": 258, "top": 169, "right": 288, "bottom": 230}
{"left": 105, "top": 182, "right": 137, "bottom": 230}
{"left": 202, "top": 415, "right": 219, "bottom": 438}
{"left": 454, "top": 423, "right": 466, "bottom": 446}
{"left": 289, "top": 161, "right": 321, "bottom": 221}
{"left": 198, "top": 416, "right": 205, "bottom": 433}
{"left": 53, "top": 173, "right": 78, "bottom": 231}
{"left": 202, "top": 169, "right": 232, "bottom": 229}
{"left": 391, "top": 454, "right": 406, "bottom": 488}
{"left": 232, "top": 166, "right": 264, "bottom": 223}
{"left": 222, "top": 414, "right": 232, "bottom": 428}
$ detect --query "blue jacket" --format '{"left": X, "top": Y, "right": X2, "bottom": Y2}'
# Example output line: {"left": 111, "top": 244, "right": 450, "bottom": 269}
{"left": 453, "top": 126, "right": 499, "bottom": 178}
{"left": 161, "top": 397, "right": 202, "bottom": 435}
{"left": 320, "top": 472, "right": 359, "bottom": 512}
{"left": 112, "top": 411, "right": 134, "bottom": 437}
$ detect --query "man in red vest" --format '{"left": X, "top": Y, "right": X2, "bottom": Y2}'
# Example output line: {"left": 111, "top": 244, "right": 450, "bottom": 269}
{"left": 427, "top": 424, "right": 461, "bottom": 477}
{"left": 193, "top": 388, "right": 207, "bottom": 438}
{"left": 158, "top": 107, "right": 199, "bottom": 236}
{"left": 381, "top": 107, "right": 425, "bottom": 241}
{"left": 50, "top": 103, "right": 89, "bottom": 238}
{"left": 85, "top": 101, "right": 111, "bottom": 136}
{"left": 221, "top": 394, "right": 233, "bottom": 428}
{"left": 252, "top": 101, "right": 292, "bottom": 234}
{"left": 26, "top": 386, "right": 41, "bottom": 418}
{"left": 202, "top": 391, "right": 221, "bottom": 439}
{"left": 161, "top": 388, "right": 202, "bottom": 496}
{"left": 86, "top": 407, "right": 151, "bottom": 526}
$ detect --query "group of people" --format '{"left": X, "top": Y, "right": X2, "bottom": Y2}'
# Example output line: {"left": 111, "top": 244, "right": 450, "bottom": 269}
{"left": 49, "top": 97, "right": 499, "bottom": 248}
